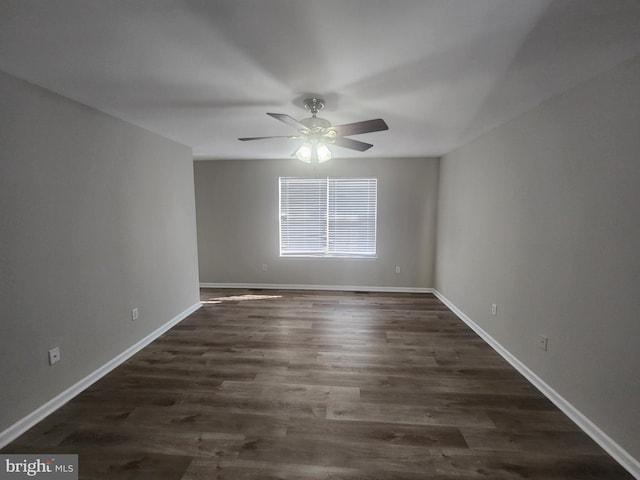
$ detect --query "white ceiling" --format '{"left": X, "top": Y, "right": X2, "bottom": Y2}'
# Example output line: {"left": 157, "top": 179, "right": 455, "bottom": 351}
{"left": 1, "top": 0, "right": 639, "bottom": 160}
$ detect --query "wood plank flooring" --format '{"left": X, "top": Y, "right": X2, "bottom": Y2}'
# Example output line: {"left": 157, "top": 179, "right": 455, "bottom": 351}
{"left": 2, "top": 289, "right": 633, "bottom": 479}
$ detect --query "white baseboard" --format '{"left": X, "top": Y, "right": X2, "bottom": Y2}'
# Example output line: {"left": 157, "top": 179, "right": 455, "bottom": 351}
{"left": 200, "top": 282, "right": 433, "bottom": 294}
{"left": 433, "top": 290, "right": 640, "bottom": 479}
{"left": 0, "top": 302, "right": 202, "bottom": 449}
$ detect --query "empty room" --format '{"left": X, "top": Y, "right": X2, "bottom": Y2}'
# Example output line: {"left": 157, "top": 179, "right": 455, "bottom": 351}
{"left": 1, "top": 1, "right": 639, "bottom": 478}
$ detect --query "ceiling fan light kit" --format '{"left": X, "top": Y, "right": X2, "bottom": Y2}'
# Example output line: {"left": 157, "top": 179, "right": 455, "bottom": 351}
{"left": 239, "top": 97, "right": 388, "bottom": 164}
{"left": 295, "top": 141, "right": 332, "bottom": 164}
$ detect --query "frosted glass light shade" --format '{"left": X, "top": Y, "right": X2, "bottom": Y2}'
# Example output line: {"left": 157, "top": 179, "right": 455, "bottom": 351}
{"left": 296, "top": 143, "right": 312, "bottom": 163}
{"left": 316, "top": 143, "right": 331, "bottom": 163}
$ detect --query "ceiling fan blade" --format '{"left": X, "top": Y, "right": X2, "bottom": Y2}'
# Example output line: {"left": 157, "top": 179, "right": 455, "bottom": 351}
{"left": 331, "top": 118, "right": 388, "bottom": 137}
{"left": 238, "top": 135, "right": 297, "bottom": 141}
{"left": 267, "top": 113, "right": 306, "bottom": 130}
{"left": 332, "top": 136, "right": 373, "bottom": 152}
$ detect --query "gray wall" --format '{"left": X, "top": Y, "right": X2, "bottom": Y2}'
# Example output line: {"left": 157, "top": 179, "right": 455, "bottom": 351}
{"left": 0, "top": 71, "right": 200, "bottom": 432}
{"left": 435, "top": 55, "right": 640, "bottom": 459}
{"left": 195, "top": 157, "right": 438, "bottom": 290}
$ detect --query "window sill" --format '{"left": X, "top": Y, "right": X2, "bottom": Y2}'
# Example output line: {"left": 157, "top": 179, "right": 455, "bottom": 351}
{"left": 280, "top": 254, "right": 378, "bottom": 260}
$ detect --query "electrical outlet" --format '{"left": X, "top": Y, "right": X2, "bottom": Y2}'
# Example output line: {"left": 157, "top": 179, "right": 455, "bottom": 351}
{"left": 491, "top": 304, "right": 497, "bottom": 316}
{"left": 395, "top": 266, "right": 401, "bottom": 274}
{"left": 538, "top": 335, "right": 549, "bottom": 351}
{"left": 262, "top": 264, "right": 268, "bottom": 271}
{"left": 132, "top": 307, "right": 139, "bottom": 321}
{"left": 48, "top": 347, "right": 60, "bottom": 365}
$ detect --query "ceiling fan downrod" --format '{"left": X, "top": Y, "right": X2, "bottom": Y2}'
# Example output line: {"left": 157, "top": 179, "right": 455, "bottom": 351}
{"left": 303, "top": 98, "right": 325, "bottom": 118}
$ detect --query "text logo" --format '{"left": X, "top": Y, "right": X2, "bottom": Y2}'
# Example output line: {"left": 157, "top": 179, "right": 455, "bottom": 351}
{"left": 1, "top": 455, "right": 77, "bottom": 479}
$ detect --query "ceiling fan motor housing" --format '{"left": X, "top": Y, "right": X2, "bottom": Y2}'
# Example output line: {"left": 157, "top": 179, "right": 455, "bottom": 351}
{"left": 301, "top": 116, "right": 332, "bottom": 130}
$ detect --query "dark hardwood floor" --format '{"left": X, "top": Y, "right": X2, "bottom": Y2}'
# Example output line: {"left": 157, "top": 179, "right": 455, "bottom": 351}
{"left": 2, "top": 289, "right": 633, "bottom": 479}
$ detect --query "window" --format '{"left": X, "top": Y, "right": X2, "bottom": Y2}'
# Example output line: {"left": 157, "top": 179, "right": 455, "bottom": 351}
{"left": 279, "top": 177, "right": 377, "bottom": 258}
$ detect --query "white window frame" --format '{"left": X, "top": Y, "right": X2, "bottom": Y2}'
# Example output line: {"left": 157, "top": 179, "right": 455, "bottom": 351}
{"left": 279, "top": 177, "right": 377, "bottom": 258}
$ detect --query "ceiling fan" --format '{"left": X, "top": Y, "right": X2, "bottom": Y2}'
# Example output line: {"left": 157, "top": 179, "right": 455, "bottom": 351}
{"left": 238, "top": 98, "right": 389, "bottom": 163}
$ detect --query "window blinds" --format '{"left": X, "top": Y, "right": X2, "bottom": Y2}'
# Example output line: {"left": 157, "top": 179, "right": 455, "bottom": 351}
{"left": 279, "top": 177, "right": 377, "bottom": 257}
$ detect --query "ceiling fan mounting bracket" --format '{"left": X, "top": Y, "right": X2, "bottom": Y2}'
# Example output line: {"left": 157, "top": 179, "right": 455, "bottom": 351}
{"left": 303, "top": 98, "right": 325, "bottom": 117}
